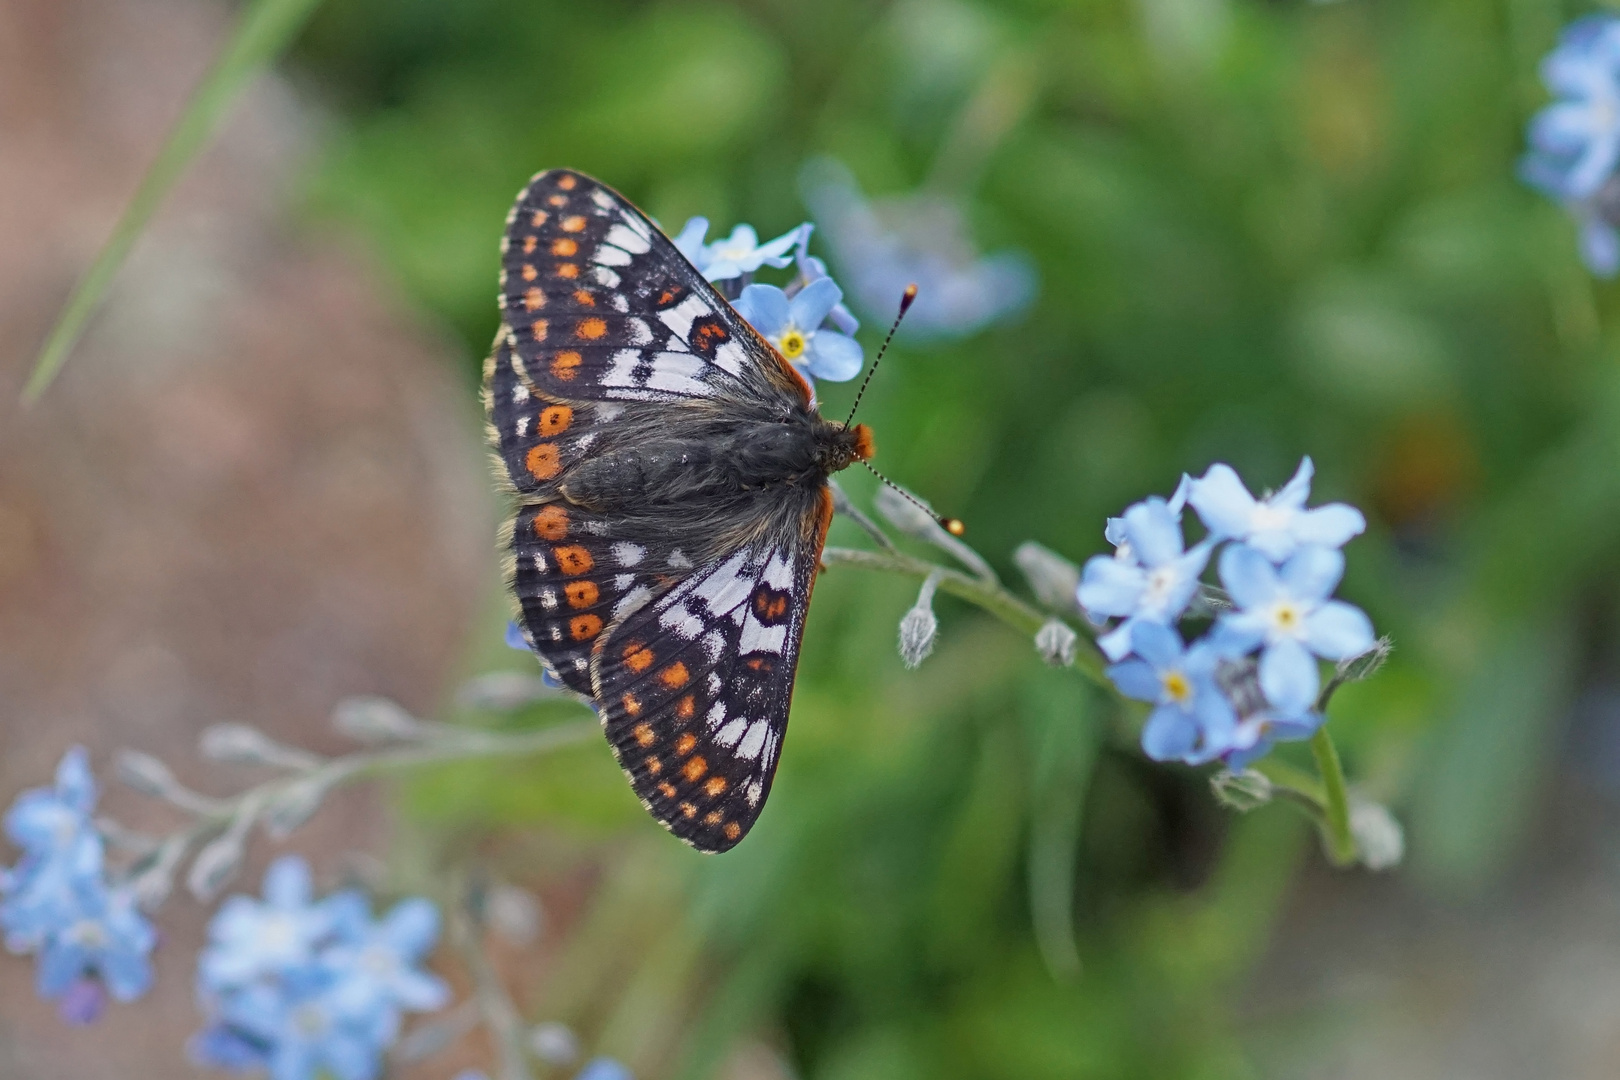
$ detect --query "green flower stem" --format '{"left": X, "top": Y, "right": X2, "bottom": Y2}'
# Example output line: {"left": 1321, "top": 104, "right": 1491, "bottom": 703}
{"left": 1309, "top": 727, "right": 1356, "bottom": 867}
{"left": 821, "top": 545, "right": 1108, "bottom": 686}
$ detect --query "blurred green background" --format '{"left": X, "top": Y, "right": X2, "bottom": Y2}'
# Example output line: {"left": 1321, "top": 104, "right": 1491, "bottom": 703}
{"left": 274, "top": 0, "right": 1620, "bottom": 1075}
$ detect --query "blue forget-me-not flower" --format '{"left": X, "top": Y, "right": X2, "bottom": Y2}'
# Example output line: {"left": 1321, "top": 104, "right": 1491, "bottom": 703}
{"left": 1078, "top": 487, "right": 1211, "bottom": 662}
{"left": 1213, "top": 544, "right": 1375, "bottom": 716}
{"left": 1106, "top": 622, "right": 1237, "bottom": 764}
{"left": 672, "top": 218, "right": 805, "bottom": 282}
{"left": 1522, "top": 15, "right": 1620, "bottom": 276}
{"left": 191, "top": 855, "right": 447, "bottom": 1080}
{"left": 733, "top": 279, "right": 864, "bottom": 386}
{"left": 1187, "top": 457, "right": 1365, "bottom": 563}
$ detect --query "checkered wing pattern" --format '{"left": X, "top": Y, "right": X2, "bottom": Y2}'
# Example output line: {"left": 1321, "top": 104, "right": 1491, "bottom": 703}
{"left": 486, "top": 169, "right": 834, "bottom": 852}
{"left": 592, "top": 493, "right": 831, "bottom": 853}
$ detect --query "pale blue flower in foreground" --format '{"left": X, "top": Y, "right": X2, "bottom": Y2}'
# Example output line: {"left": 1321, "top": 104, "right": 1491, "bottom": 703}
{"left": 1078, "top": 493, "right": 1210, "bottom": 661}
{"left": 5, "top": 746, "right": 95, "bottom": 860}
{"left": 1187, "top": 457, "right": 1364, "bottom": 563}
{"left": 322, "top": 896, "right": 450, "bottom": 1036}
{"left": 192, "top": 970, "right": 391, "bottom": 1080}
{"left": 1214, "top": 544, "right": 1375, "bottom": 716}
{"left": 734, "top": 280, "right": 864, "bottom": 384}
{"left": 671, "top": 218, "right": 806, "bottom": 282}
{"left": 34, "top": 875, "right": 154, "bottom": 1006}
{"left": 1216, "top": 709, "right": 1325, "bottom": 772}
{"left": 1521, "top": 15, "right": 1620, "bottom": 201}
{"left": 792, "top": 245, "right": 859, "bottom": 335}
{"left": 1106, "top": 623, "right": 1237, "bottom": 764}
{"left": 199, "top": 856, "right": 349, "bottom": 992}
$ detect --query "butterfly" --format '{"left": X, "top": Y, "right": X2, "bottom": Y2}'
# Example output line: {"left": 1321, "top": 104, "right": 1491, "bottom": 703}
{"left": 484, "top": 169, "right": 875, "bottom": 853}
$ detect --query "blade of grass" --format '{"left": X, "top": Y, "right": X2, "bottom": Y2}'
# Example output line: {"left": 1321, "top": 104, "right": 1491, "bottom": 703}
{"left": 22, "top": 0, "right": 328, "bottom": 406}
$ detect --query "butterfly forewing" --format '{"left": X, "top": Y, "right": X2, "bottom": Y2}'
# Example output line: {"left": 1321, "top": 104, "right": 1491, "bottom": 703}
{"left": 486, "top": 169, "right": 837, "bottom": 850}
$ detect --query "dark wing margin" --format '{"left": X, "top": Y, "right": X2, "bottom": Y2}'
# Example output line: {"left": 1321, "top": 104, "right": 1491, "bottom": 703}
{"left": 589, "top": 489, "right": 833, "bottom": 853}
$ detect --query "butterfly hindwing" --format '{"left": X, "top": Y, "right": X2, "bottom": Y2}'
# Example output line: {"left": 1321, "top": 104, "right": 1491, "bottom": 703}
{"left": 591, "top": 489, "right": 831, "bottom": 853}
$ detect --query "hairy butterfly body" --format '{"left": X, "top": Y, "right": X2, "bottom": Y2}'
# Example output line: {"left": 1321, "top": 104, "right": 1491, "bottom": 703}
{"left": 483, "top": 169, "right": 873, "bottom": 853}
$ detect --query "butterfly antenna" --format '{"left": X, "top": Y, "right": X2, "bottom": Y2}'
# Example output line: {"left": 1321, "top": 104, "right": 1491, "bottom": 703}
{"left": 843, "top": 283, "right": 917, "bottom": 428}
{"left": 860, "top": 460, "right": 966, "bottom": 536}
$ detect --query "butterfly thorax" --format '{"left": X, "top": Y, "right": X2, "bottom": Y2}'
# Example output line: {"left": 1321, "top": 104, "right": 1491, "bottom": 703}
{"left": 559, "top": 417, "right": 873, "bottom": 513}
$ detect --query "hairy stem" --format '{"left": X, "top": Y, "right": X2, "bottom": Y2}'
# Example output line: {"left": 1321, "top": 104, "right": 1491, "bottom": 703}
{"left": 1309, "top": 727, "right": 1356, "bottom": 867}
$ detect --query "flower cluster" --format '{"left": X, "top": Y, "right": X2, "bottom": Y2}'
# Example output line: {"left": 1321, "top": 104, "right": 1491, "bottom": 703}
{"left": 190, "top": 856, "right": 449, "bottom": 1080}
{"left": 1079, "top": 459, "right": 1375, "bottom": 768}
{"left": 672, "top": 215, "right": 863, "bottom": 389}
{"left": 0, "top": 748, "right": 156, "bottom": 1023}
{"left": 799, "top": 157, "right": 1036, "bottom": 339}
{"left": 1522, "top": 14, "right": 1620, "bottom": 276}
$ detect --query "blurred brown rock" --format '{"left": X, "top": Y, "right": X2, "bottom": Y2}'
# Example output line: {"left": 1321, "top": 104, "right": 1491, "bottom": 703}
{"left": 0, "top": 0, "right": 492, "bottom": 1073}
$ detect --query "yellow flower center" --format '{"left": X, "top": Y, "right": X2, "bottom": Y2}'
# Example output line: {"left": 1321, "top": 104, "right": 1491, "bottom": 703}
{"left": 1273, "top": 602, "right": 1300, "bottom": 632}
{"left": 1161, "top": 670, "right": 1192, "bottom": 705}
{"left": 778, "top": 330, "right": 807, "bottom": 359}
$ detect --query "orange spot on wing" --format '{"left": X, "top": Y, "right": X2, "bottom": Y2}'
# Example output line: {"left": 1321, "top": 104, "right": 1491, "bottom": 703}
{"left": 625, "top": 646, "right": 654, "bottom": 673}
{"left": 657, "top": 781, "right": 677, "bottom": 798}
{"left": 525, "top": 443, "right": 560, "bottom": 480}
{"left": 538, "top": 404, "right": 572, "bottom": 435}
{"left": 553, "top": 545, "right": 594, "bottom": 575}
{"left": 565, "top": 580, "right": 600, "bottom": 608}
{"left": 643, "top": 755, "right": 661, "bottom": 774}
{"left": 679, "top": 802, "right": 697, "bottom": 819}
{"left": 556, "top": 263, "right": 579, "bottom": 279}
{"left": 674, "top": 733, "right": 697, "bottom": 755}
{"left": 557, "top": 175, "right": 577, "bottom": 191}
{"left": 523, "top": 236, "right": 538, "bottom": 254}
{"left": 703, "top": 809, "right": 723, "bottom": 826}
{"left": 561, "top": 215, "right": 587, "bottom": 232}
{"left": 573, "top": 290, "right": 595, "bottom": 306}
{"left": 522, "top": 264, "right": 538, "bottom": 282}
{"left": 633, "top": 723, "right": 656, "bottom": 748}
{"left": 547, "top": 194, "right": 568, "bottom": 207}
{"left": 576, "top": 317, "right": 606, "bottom": 340}
{"left": 675, "top": 695, "right": 695, "bottom": 722}
{"left": 532, "top": 504, "right": 568, "bottom": 540}
{"left": 531, "top": 318, "right": 548, "bottom": 342}
{"left": 681, "top": 756, "right": 707, "bottom": 782}
{"left": 550, "top": 351, "right": 582, "bottom": 380}
{"left": 569, "top": 614, "right": 602, "bottom": 640}
{"left": 658, "top": 662, "right": 689, "bottom": 689}
{"left": 622, "top": 693, "right": 642, "bottom": 716}
{"left": 551, "top": 238, "right": 578, "bottom": 256}
{"left": 723, "top": 822, "right": 741, "bottom": 841}
{"left": 703, "top": 776, "right": 727, "bottom": 798}
{"left": 524, "top": 288, "right": 545, "bottom": 311}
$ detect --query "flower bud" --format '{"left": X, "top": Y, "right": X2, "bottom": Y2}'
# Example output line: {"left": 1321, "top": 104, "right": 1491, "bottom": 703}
{"left": 262, "top": 777, "right": 330, "bottom": 841}
{"left": 115, "top": 751, "right": 180, "bottom": 799}
{"left": 874, "top": 485, "right": 995, "bottom": 581}
{"left": 1033, "top": 619, "right": 1078, "bottom": 667}
{"left": 898, "top": 572, "right": 942, "bottom": 669}
{"left": 1337, "top": 636, "right": 1393, "bottom": 683}
{"left": 1350, "top": 799, "right": 1404, "bottom": 871}
{"left": 455, "top": 672, "right": 559, "bottom": 712}
{"left": 529, "top": 1021, "right": 581, "bottom": 1066}
{"left": 129, "top": 836, "right": 187, "bottom": 911}
{"left": 187, "top": 830, "right": 246, "bottom": 901}
{"left": 1013, "top": 542, "right": 1081, "bottom": 614}
{"left": 332, "top": 696, "right": 423, "bottom": 743}
{"left": 199, "top": 723, "right": 321, "bottom": 769}
{"left": 1210, "top": 768, "right": 1273, "bottom": 811}
{"left": 486, "top": 883, "right": 543, "bottom": 945}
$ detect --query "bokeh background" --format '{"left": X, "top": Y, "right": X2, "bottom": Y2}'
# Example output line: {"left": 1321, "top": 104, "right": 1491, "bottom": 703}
{"left": 4, "top": 0, "right": 1620, "bottom": 1076}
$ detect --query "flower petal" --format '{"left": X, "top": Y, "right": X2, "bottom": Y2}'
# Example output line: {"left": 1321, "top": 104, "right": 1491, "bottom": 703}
{"left": 1105, "top": 658, "right": 1161, "bottom": 703}
{"left": 263, "top": 856, "right": 312, "bottom": 909}
{"left": 671, "top": 217, "right": 708, "bottom": 262}
{"left": 802, "top": 331, "right": 864, "bottom": 382}
{"left": 1218, "top": 543, "right": 1282, "bottom": 609}
{"left": 1096, "top": 621, "right": 1133, "bottom": 662}
{"left": 1302, "top": 601, "right": 1376, "bottom": 660}
{"left": 54, "top": 748, "right": 96, "bottom": 812}
{"left": 1259, "top": 639, "right": 1320, "bottom": 715}
{"left": 1141, "top": 704, "right": 1198, "bottom": 762}
{"left": 380, "top": 898, "right": 440, "bottom": 958}
{"left": 1121, "top": 499, "right": 1184, "bottom": 567}
{"left": 1274, "top": 457, "right": 1314, "bottom": 510}
{"left": 1293, "top": 503, "right": 1366, "bottom": 548}
{"left": 788, "top": 276, "right": 842, "bottom": 330}
{"left": 732, "top": 284, "right": 790, "bottom": 336}
{"left": 1279, "top": 545, "right": 1345, "bottom": 603}
{"left": 1129, "top": 621, "right": 1184, "bottom": 669}
{"left": 1581, "top": 214, "right": 1620, "bottom": 277}
{"left": 1077, "top": 557, "right": 1144, "bottom": 619}
{"left": 1188, "top": 464, "right": 1258, "bottom": 538}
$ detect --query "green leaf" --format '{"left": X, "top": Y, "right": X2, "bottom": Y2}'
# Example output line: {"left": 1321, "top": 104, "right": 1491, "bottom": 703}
{"left": 22, "top": 0, "right": 328, "bottom": 405}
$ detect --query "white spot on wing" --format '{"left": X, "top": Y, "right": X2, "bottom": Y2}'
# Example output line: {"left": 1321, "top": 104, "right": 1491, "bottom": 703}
{"left": 645, "top": 353, "right": 709, "bottom": 396}
{"left": 657, "top": 294, "right": 711, "bottom": 339}
{"left": 594, "top": 403, "right": 625, "bottom": 421}
{"left": 594, "top": 266, "right": 620, "bottom": 288}
{"left": 659, "top": 603, "right": 703, "bottom": 640}
{"left": 739, "top": 614, "right": 788, "bottom": 655}
{"left": 744, "top": 780, "right": 763, "bottom": 808}
{"left": 702, "top": 630, "right": 725, "bottom": 663}
{"left": 614, "top": 574, "right": 633, "bottom": 590}
{"left": 605, "top": 223, "right": 651, "bottom": 254}
{"left": 763, "top": 551, "right": 794, "bottom": 589}
{"left": 707, "top": 672, "right": 721, "bottom": 694}
{"left": 614, "top": 586, "right": 653, "bottom": 620}
{"left": 737, "top": 720, "right": 770, "bottom": 761}
{"left": 602, "top": 349, "right": 641, "bottom": 387}
{"left": 591, "top": 189, "right": 616, "bottom": 211}
{"left": 540, "top": 589, "right": 557, "bottom": 610}
{"left": 627, "top": 318, "right": 652, "bottom": 346}
{"left": 716, "top": 716, "right": 748, "bottom": 747}
{"left": 511, "top": 382, "right": 530, "bottom": 404}
{"left": 593, "top": 244, "right": 633, "bottom": 267}
{"left": 691, "top": 552, "right": 753, "bottom": 613}
{"left": 712, "top": 340, "right": 747, "bottom": 376}
{"left": 612, "top": 542, "right": 646, "bottom": 567}
{"left": 610, "top": 293, "right": 628, "bottom": 313}
{"left": 515, "top": 415, "right": 531, "bottom": 437}
{"left": 705, "top": 702, "right": 727, "bottom": 731}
